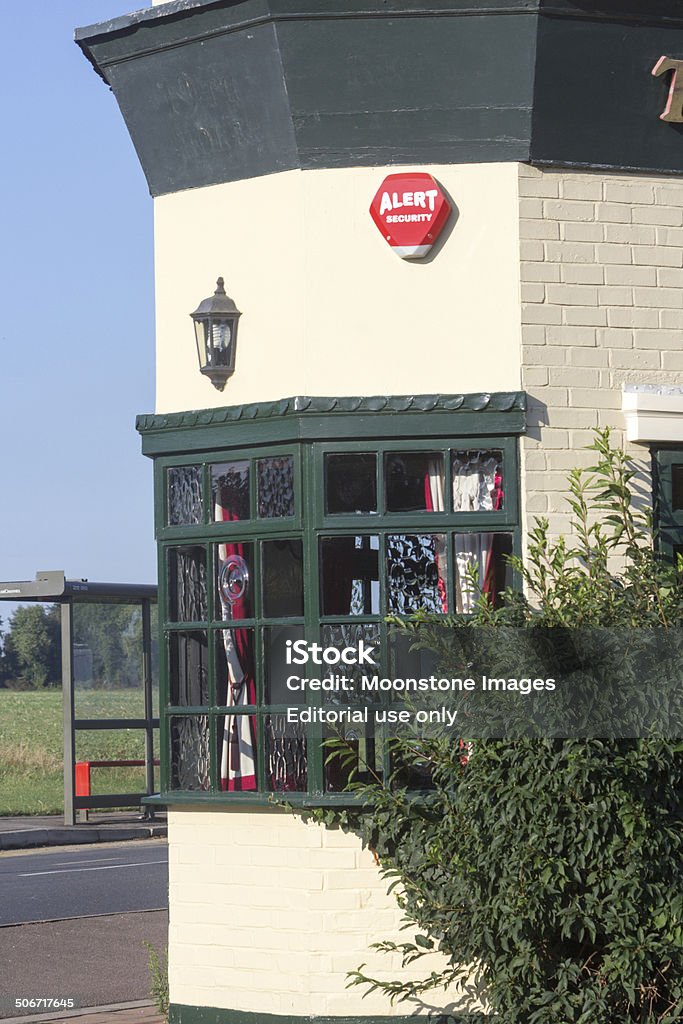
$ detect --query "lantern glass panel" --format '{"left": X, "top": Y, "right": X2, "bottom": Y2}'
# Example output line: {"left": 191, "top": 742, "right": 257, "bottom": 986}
{"left": 209, "top": 318, "right": 234, "bottom": 367}
{"left": 194, "top": 320, "right": 209, "bottom": 370}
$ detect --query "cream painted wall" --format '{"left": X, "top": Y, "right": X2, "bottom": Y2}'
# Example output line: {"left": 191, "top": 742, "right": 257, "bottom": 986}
{"left": 168, "top": 806, "right": 475, "bottom": 1017}
{"left": 154, "top": 164, "right": 522, "bottom": 414}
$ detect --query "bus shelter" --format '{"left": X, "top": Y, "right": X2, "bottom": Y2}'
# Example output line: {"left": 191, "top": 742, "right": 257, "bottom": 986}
{"left": 0, "top": 570, "right": 157, "bottom": 825}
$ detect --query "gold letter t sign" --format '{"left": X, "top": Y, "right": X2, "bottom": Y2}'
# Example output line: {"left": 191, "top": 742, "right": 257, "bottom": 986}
{"left": 653, "top": 56, "right": 683, "bottom": 122}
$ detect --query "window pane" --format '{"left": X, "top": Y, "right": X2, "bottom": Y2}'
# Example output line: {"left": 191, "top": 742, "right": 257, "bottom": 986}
{"left": 219, "top": 713, "right": 257, "bottom": 792}
{"left": 170, "top": 715, "right": 210, "bottom": 791}
{"left": 167, "top": 466, "right": 203, "bottom": 526}
{"left": 168, "top": 546, "right": 207, "bottom": 622}
{"left": 389, "top": 630, "right": 439, "bottom": 679}
{"left": 169, "top": 631, "right": 209, "bottom": 706}
{"left": 215, "top": 542, "right": 253, "bottom": 620}
{"left": 320, "top": 536, "right": 380, "bottom": 615}
{"left": 386, "top": 534, "right": 448, "bottom": 614}
{"left": 321, "top": 622, "right": 381, "bottom": 659}
{"left": 262, "top": 539, "right": 304, "bottom": 617}
{"left": 216, "top": 628, "right": 256, "bottom": 708}
{"left": 264, "top": 625, "right": 305, "bottom": 704}
{"left": 257, "top": 456, "right": 295, "bottom": 518}
{"left": 321, "top": 623, "right": 381, "bottom": 700}
{"left": 325, "top": 454, "right": 377, "bottom": 514}
{"left": 452, "top": 450, "right": 504, "bottom": 512}
{"left": 390, "top": 744, "right": 437, "bottom": 791}
{"left": 672, "top": 465, "right": 683, "bottom": 511}
{"left": 266, "top": 713, "right": 307, "bottom": 792}
{"left": 325, "top": 723, "right": 383, "bottom": 792}
{"left": 385, "top": 453, "right": 444, "bottom": 512}
{"left": 212, "top": 461, "right": 250, "bottom": 522}
{"left": 454, "top": 533, "right": 513, "bottom": 613}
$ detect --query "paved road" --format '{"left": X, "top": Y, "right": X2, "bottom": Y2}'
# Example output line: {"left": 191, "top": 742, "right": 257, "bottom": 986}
{"left": 0, "top": 841, "right": 168, "bottom": 925}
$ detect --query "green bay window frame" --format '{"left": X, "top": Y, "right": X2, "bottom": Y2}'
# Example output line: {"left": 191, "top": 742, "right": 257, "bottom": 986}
{"left": 139, "top": 393, "right": 526, "bottom": 806}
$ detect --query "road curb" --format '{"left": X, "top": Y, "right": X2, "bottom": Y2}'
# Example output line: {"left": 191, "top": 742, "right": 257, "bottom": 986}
{"left": 0, "top": 826, "right": 167, "bottom": 852}
{"left": 0, "top": 907, "right": 167, "bottom": 930}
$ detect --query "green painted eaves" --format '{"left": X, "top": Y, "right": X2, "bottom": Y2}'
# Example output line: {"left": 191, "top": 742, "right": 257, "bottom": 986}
{"left": 136, "top": 393, "right": 527, "bottom": 457}
{"left": 137, "top": 392, "right": 526, "bottom": 430}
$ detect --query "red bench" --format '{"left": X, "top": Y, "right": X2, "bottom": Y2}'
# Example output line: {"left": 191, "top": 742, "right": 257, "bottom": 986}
{"left": 75, "top": 759, "right": 160, "bottom": 797}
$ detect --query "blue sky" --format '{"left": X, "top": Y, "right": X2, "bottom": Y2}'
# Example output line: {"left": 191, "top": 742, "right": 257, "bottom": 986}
{"left": 0, "top": 1, "right": 157, "bottom": 612}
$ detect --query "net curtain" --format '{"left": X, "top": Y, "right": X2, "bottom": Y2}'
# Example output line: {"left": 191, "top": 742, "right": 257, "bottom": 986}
{"left": 427, "top": 453, "right": 503, "bottom": 613}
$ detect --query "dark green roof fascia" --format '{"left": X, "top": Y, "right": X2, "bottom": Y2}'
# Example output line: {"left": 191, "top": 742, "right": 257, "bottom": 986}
{"left": 136, "top": 392, "right": 527, "bottom": 457}
{"left": 75, "top": 0, "right": 683, "bottom": 71}
{"left": 76, "top": 0, "right": 540, "bottom": 40}
{"left": 76, "top": 0, "right": 683, "bottom": 196}
{"left": 75, "top": 0, "right": 538, "bottom": 194}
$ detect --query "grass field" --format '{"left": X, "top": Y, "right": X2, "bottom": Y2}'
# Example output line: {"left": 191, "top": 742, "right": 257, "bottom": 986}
{"left": 0, "top": 689, "right": 158, "bottom": 816}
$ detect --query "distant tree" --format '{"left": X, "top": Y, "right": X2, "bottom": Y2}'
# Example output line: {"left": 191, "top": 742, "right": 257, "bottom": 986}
{"left": 3, "top": 604, "right": 61, "bottom": 689}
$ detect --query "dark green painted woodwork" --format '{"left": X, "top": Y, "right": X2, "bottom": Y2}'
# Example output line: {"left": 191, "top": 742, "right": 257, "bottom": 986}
{"left": 141, "top": 393, "right": 524, "bottom": 804}
{"left": 76, "top": 0, "right": 683, "bottom": 196}
{"left": 530, "top": 6, "right": 683, "bottom": 174}
{"left": 169, "top": 1004, "right": 477, "bottom": 1024}
{"left": 136, "top": 393, "right": 527, "bottom": 458}
{"left": 75, "top": 1, "right": 536, "bottom": 194}
{"left": 652, "top": 447, "right": 683, "bottom": 563}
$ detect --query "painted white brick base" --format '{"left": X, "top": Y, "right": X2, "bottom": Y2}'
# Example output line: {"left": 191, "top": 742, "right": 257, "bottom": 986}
{"left": 168, "top": 806, "right": 469, "bottom": 1018}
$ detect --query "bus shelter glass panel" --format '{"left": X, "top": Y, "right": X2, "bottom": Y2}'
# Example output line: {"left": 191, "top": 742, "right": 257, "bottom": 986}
{"left": 72, "top": 603, "right": 147, "bottom": 719}
{"left": 75, "top": 729, "right": 148, "bottom": 795}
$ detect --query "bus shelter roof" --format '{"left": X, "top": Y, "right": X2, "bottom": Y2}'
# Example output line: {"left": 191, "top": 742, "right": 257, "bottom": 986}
{"left": 0, "top": 571, "right": 156, "bottom": 603}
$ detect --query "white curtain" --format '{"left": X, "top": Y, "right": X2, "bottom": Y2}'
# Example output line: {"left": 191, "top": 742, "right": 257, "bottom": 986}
{"left": 452, "top": 452, "right": 499, "bottom": 613}
{"left": 453, "top": 452, "right": 499, "bottom": 511}
{"left": 455, "top": 533, "right": 493, "bottom": 614}
{"left": 218, "top": 614, "right": 256, "bottom": 791}
{"left": 426, "top": 459, "right": 448, "bottom": 612}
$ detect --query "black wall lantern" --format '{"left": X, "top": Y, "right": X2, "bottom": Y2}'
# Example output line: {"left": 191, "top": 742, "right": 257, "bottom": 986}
{"left": 190, "top": 277, "right": 242, "bottom": 390}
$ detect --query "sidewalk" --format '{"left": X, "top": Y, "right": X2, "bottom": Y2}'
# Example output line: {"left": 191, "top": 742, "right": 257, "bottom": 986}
{"left": 0, "top": 812, "right": 167, "bottom": 852}
{"left": 2, "top": 1001, "right": 164, "bottom": 1024}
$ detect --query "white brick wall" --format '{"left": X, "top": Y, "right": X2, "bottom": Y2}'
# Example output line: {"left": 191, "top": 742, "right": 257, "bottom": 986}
{"left": 519, "top": 165, "right": 683, "bottom": 540}
{"left": 168, "top": 806, "right": 469, "bottom": 1017}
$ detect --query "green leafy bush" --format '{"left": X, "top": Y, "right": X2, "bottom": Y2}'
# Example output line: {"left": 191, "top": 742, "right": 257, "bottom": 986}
{"left": 324, "top": 431, "right": 683, "bottom": 1024}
